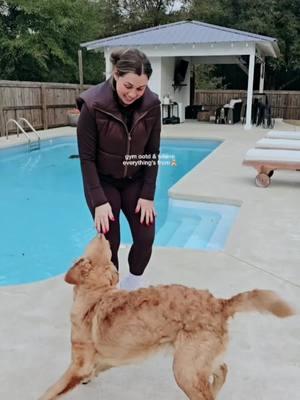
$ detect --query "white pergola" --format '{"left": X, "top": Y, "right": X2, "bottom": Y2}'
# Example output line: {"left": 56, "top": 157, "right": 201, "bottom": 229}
{"left": 80, "top": 21, "right": 280, "bottom": 129}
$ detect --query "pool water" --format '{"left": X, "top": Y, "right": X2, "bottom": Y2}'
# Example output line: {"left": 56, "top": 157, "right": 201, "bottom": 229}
{"left": 0, "top": 136, "right": 238, "bottom": 286}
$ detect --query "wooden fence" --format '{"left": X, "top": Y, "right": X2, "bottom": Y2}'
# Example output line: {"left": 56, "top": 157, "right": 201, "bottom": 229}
{"left": 1, "top": 82, "right": 299, "bottom": 136}
{"left": 0, "top": 81, "right": 91, "bottom": 136}
{"left": 195, "top": 90, "right": 300, "bottom": 120}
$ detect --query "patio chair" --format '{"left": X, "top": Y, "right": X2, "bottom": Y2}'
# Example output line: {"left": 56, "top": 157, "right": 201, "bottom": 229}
{"left": 241, "top": 93, "right": 274, "bottom": 128}
{"left": 185, "top": 105, "right": 204, "bottom": 119}
{"left": 243, "top": 148, "right": 300, "bottom": 187}
{"left": 266, "top": 130, "right": 300, "bottom": 140}
{"left": 215, "top": 98, "right": 242, "bottom": 124}
{"left": 262, "top": 104, "right": 275, "bottom": 129}
{"left": 255, "top": 138, "right": 300, "bottom": 150}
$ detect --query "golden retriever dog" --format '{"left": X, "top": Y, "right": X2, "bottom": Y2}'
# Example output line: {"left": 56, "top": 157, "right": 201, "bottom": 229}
{"left": 39, "top": 235, "right": 295, "bottom": 400}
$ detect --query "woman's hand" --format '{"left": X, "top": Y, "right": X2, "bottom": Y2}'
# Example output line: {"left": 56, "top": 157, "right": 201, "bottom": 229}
{"left": 135, "top": 198, "right": 156, "bottom": 225}
{"left": 94, "top": 203, "right": 115, "bottom": 234}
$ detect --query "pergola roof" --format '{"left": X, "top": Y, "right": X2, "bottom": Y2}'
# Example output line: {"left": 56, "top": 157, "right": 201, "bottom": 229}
{"left": 81, "top": 20, "right": 280, "bottom": 57}
{"left": 79, "top": 20, "right": 280, "bottom": 129}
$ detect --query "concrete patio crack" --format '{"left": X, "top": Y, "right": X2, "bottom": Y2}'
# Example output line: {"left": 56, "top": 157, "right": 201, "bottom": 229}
{"left": 225, "top": 252, "right": 300, "bottom": 290}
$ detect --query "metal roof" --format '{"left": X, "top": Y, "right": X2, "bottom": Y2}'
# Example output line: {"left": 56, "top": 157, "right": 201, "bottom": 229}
{"left": 81, "top": 20, "right": 278, "bottom": 52}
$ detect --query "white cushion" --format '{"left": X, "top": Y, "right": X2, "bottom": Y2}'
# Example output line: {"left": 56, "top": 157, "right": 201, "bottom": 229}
{"left": 266, "top": 130, "right": 300, "bottom": 140}
{"left": 244, "top": 148, "right": 300, "bottom": 163}
{"left": 255, "top": 138, "right": 300, "bottom": 150}
{"left": 224, "top": 99, "right": 242, "bottom": 109}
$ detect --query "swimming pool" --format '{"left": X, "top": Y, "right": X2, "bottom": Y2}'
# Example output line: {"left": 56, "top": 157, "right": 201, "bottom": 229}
{"left": 0, "top": 136, "right": 238, "bottom": 285}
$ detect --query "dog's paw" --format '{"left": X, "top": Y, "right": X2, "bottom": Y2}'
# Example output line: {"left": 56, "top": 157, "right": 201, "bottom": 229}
{"left": 219, "top": 363, "right": 228, "bottom": 380}
{"left": 213, "top": 363, "right": 228, "bottom": 384}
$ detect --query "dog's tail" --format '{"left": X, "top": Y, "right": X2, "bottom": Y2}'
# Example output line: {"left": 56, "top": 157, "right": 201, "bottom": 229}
{"left": 223, "top": 290, "right": 295, "bottom": 319}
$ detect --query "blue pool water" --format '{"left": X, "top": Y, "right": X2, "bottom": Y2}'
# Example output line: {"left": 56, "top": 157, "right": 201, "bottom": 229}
{"left": 0, "top": 136, "right": 238, "bottom": 286}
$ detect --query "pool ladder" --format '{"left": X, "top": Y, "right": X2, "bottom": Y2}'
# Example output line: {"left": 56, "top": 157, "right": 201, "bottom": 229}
{"left": 6, "top": 118, "right": 41, "bottom": 151}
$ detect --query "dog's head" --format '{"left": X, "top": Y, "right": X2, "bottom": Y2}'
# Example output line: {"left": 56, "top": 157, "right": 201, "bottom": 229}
{"left": 64, "top": 235, "right": 119, "bottom": 288}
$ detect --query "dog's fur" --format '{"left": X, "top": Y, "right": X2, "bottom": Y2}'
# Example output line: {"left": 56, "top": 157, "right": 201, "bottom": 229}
{"left": 39, "top": 235, "right": 295, "bottom": 400}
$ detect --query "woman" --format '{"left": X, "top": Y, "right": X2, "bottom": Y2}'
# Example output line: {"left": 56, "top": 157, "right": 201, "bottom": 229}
{"left": 76, "top": 48, "right": 161, "bottom": 290}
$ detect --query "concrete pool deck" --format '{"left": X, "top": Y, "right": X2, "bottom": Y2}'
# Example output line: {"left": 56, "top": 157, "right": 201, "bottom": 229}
{"left": 0, "top": 121, "right": 299, "bottom": 400}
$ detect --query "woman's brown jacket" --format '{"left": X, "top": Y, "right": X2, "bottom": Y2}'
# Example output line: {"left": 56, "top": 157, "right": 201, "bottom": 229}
{"left": 76, "top": 79, "right": 161, "bottom": 210}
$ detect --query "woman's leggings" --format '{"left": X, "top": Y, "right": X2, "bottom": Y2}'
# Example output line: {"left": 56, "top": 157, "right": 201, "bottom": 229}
{"left": 87, "top": 178, "right": 155, "bottom": 276}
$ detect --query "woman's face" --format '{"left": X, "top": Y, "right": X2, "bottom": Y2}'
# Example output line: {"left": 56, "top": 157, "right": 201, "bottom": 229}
{"left": 114, "top": 72, "right": 148, "bottom": 105}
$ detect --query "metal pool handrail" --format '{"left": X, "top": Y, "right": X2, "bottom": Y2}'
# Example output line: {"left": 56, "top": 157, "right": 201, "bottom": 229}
{"left": 6, "top": 118, "right": 41, "bottom": 150}
{"left": 18, "top": 118, "right": 41, "bottom": 142}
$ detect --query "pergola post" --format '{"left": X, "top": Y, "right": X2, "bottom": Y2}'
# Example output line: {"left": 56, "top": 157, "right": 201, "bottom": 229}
{"left": 105, "top": 50, "right": 112, "bottom": 79}
{"left": 245, "top": 49, "right": 255, "bottom": 130}
{"left": 259, "top": 56, "right": 265, "bottom": 93}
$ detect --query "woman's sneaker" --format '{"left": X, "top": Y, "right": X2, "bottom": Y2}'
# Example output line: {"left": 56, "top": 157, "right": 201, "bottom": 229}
{"left": 120, "top": 273, "right": 145, "bottom": 291}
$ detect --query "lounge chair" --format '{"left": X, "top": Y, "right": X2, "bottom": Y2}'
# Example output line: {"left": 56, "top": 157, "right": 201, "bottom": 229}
{"left": 255, "top": 138, "right": 300, "bottom": 150}
{"left": 243, "top": 148, "right": 300, "bottom": 187}
{"left": 266, "top": 130, "right": 300, "bottom": 140}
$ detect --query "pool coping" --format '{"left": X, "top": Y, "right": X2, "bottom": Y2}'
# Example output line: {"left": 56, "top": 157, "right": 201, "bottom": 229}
{"left": 0, "top": 126, "right": 76, "bottom": 149}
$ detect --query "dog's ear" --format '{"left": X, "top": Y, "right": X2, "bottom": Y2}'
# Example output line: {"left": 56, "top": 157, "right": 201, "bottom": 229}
{"left": 64, "top": 257, "right": 93, "bottom": 285}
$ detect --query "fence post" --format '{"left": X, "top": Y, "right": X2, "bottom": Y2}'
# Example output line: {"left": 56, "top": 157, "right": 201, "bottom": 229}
{"left": 287, "top": 92, "right": 291, "bottom": 120}
{"left": 0, "top": 107, "right": 4, "bottom": 137}
{"left": 41, "top": 84, "right": 48, "bottom": 130}
{"left": 0, "top": 85, "right": 4, "bottom": 136}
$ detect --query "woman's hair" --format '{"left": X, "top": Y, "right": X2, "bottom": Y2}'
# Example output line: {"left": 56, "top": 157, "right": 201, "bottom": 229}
{"left": 110, "top": 48, "right": 152, "bottom": 79}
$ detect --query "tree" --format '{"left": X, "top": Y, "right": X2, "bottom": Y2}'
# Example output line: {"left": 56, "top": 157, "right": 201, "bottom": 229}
{"left": 194, "top": 65, "right": 225, "bottom": 90}
{"left": 0, "top": 0, "right": 105, "bottom": 83}
{"left": 1, "top": 0, "right": 299, "bottom": 88}
{"left": 0, "top": 0, "right": 181, "bottom": 83}
{"left": 98, "top": 0, "right": 180, "bottom": 34}
{"left": 185, "top": 0, "right": 300, "bottom": 89}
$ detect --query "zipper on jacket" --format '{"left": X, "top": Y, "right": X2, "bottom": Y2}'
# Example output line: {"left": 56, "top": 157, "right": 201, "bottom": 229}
{"left": 123, "top": 111, "right": 151, "bottom": 177}
{"left": 124, "top": 134, "right": 132, "bottom": 177}
{"left": 95, "top": 106, "right": 158, "bottom": 177}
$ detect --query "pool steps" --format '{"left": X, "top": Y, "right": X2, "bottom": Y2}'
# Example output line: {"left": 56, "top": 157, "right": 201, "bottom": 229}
{"left": 155, "top": 214, "right": 218, "bottom": 249}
